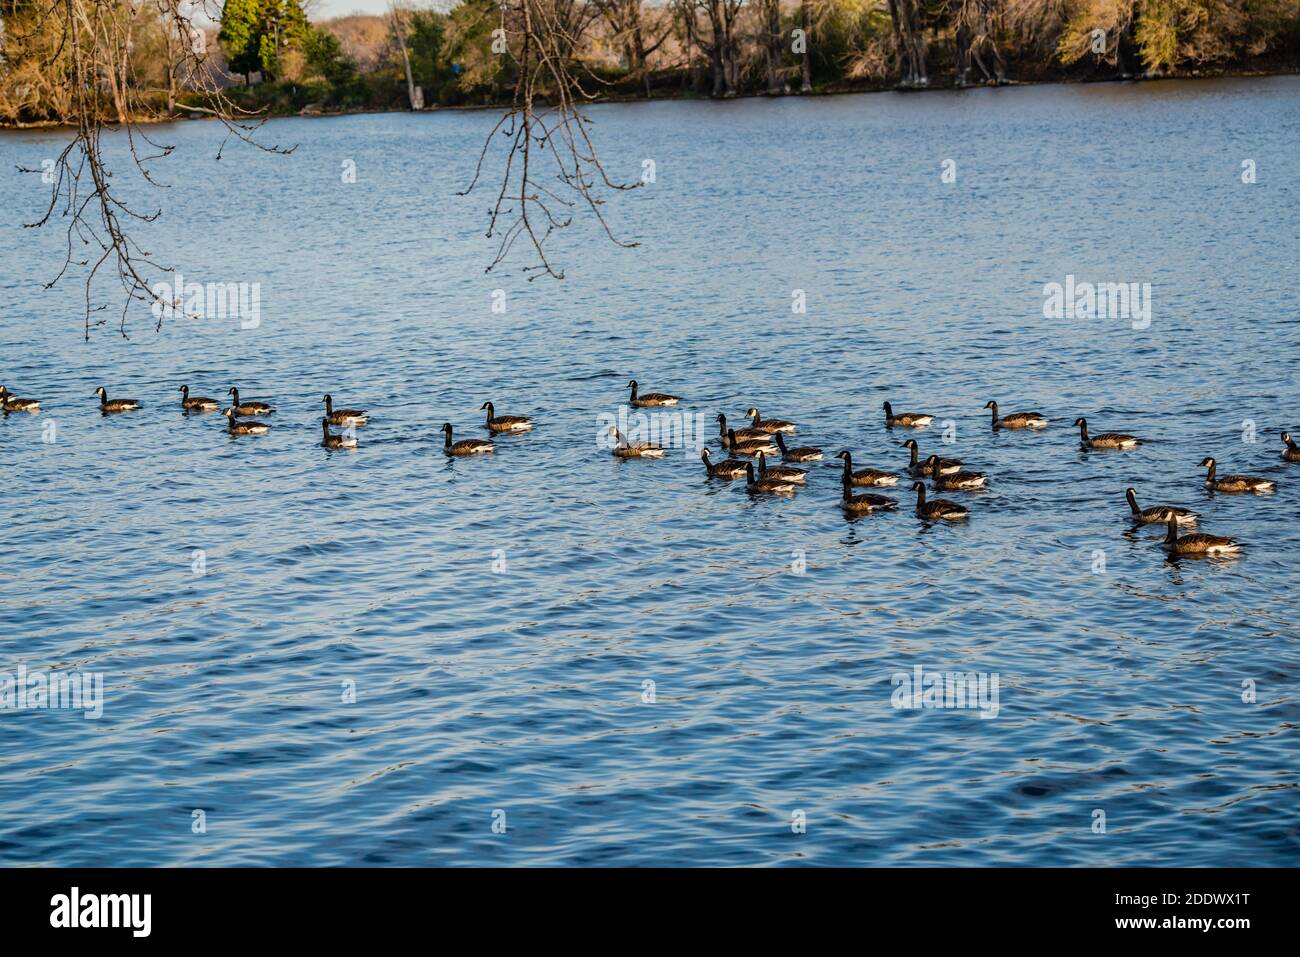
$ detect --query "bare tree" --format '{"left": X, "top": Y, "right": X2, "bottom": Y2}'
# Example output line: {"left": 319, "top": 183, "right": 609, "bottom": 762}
{"left": 592, "top": 0, "right": 672, "bottom": 97}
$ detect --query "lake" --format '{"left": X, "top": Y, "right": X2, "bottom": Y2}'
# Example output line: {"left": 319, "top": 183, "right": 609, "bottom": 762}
{"left": 1, "top": 77, "right": 1298, "bottom": 866}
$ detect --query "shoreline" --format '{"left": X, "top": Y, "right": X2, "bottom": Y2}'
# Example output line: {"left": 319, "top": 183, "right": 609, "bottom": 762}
{"left": 4, "top": 66, "right": 1298, "bottom": 133}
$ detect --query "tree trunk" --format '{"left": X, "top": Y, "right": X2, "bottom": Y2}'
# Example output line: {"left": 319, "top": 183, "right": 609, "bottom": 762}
{"left": 888, "top": 0, "right": 928, "bottom": 88}
{"left": 800, "top": 1, "right": 813, "bottom": 92}
{"left": 764, "top": 0, "right": 783, "bottom": 94}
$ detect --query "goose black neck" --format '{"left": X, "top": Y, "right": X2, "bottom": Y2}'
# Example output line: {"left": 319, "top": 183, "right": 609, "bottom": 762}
{"left": 702, "top": 454, "right": 714, "bottom": 477}
{"left": 717, "top": 414, "right": 727, "bottom": 438}
{"left": 1126, "top": 488, "right": 1141, "bottom": 514}
{"left": 774, "top": 433, "right": 787, "bottom": 451}
{"left": 443, "top": 427, "right": 453, "bottom": 448}
{"left": 841, "top": 474, "right": 853, "bottom": 501}
{"left": 988, "top": 402, "right": 998, "bottom": 426}
{"left": 840, "top": 451, "right": 853, "bottom": 475}
{"left": 907, "top": 443, "right": 918, "bottom": 466}
{"left": 1164, "top": 516, "right": 1179, "bottom": 544}
{"left": 230, "top": 388, "right": 240, "bottom": 404}
{"left": 727, "top": 428, "right": 738, "bottom": 452}
{"left": 915, "top": 484, "right": 927, "bottom": 506}
{"left": 744, "top": 463, "right": 756, "bottom": 486}
{"left": 1205, "top": 461, "right": 1216, "bottom": 481}
{"left": 629, "top": 382, "right": 638, "bottom": 402}
{"left": 1077, "top": 420, "right": 1089, "bottom": 442}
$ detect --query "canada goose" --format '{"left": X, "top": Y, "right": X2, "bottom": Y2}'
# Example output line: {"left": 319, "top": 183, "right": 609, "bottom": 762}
{"left": 912, "top": 481, "right": 969, "bottom": 521}
{"left": 94, "top": 386, "right": 141, "bottom": 413}
{"left": 628, "top": 380, "right": 679, "bottom": 407}
{"left": 726, "top": 428, "right": 778, "bottom": 458}
{"left": 902, "top": 439, "right": 960, "bottom": 477}
{"left": 609, "top": 427, "right": 664, "bottom": 458}
{"left": 984, "top": 400, "right": 1047, "bottom": 430}
{"left": 227, "top": 387, "right": 273, "bottom": 416}
{"left": 744, "top": 407, "right": 797, "bottom": 434}
{"left": 1073, "top": 417, "right": 1138, "bottom": 449}
{"left": 178, "top": 384, "right": 218, "bottom": 412}
{"left": 442, "top": 422, "right": 494, "bottom": 456}
{"left": 1199, "top": 457, "right": 1274, "bottom": 493}
{"left": 1164, "top": 513, "right": 1241, "bottom": 556}
{"left": 701, "top": 448, "right": 747, "bottom": 479}
{"left": 224, "top": 408, "right": 268, "bottom": 435}
{"left": 840, "top": 473, "right": 897, "bottom": 514}
{"left": 835, "top": 450, "right": 899, "bottom": 487}
{"left": 883, "top": 401, "right": 933, "bottom": 428}
{"left": 1125, "top": 487, "right": 1196, "bottom": 525}
{"left": 757, "top": 450, "right": 806, "bottom": 483}
{"left": 324, "top": 394, "right": 368, "bottom": 427}
{"left": 481, "top": 401, "right": 530, "bottom": 433}
{"left": 744, "top": 461, "right": 797, "bottom": 495}
{"left": 716, "top": 413, "right": 767, "bottom": 443}
{"left": 322, "top": 418, "right": 357, "bottom": 449}
{"left": 0, "top": 386, "right": 40, "bottom": 413}
{"left": 927, "top": 457, "right": 987, "bottom": 490}
{"left": 773, "top": 432, "right": 822, "bottom": 462}
{"left": 1280, "top": 432, "right": 1300, "bottom": 463}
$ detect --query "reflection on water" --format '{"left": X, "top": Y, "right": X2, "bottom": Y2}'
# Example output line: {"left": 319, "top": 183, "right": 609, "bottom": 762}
{"left": 1, "top": 77, "right": 1298, "bottom": 865}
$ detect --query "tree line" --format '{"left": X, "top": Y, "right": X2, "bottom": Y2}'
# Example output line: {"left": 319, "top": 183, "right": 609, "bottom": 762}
{"left": 2, "top": 0, "right": 1298, "bottom": 124}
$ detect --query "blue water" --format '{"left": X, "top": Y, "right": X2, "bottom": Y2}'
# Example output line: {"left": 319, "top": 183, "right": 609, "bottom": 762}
{"left": 2, "top": 77, "right": 1298, "bottom": 866}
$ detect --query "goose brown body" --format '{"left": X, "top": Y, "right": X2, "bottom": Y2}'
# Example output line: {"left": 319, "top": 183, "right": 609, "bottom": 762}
{"left": 773, "top": 433, "right": 822, "bottom": 461}
{"left": 701, "top": 448, "right": 747, "bottom": 479}
{"left": 0, "top": 386, "right": 40, "bottom": 413}
{"left": 1199, "top": 457, "right": 1274, "bottom": 493}
{"left": 716, "top": 413, "right": 767, "bottom": 443}
{"left": 1125, "top": 487, "right": 1196, "bottom": 525}
{"left": 628, "top": 380, "right": 679, "bottom": 407}
{"left": 841, "top": 474, "right": 897, "bottom": 514}
{"left": 928, "top": 458, "right": 987, "bottom": 490}
{"left": 984, "top": 400, "right": 1047, "bottom": 430}
{"left": 883, "top": 401, "right": 933, "bottom": 428}
{"left": 227, "top": 387, "right": 273, "bottom": 416}
{"left": 443, "top": 423, "right": 494, "bottom": 455}
{"left": 835, "top": 450, "right": 899, "bottom": 487}
{"left": 1073, "top": 417, "right": 1138, "bottom": 449}
{"left": 224, "top": 408, "right": 268, "bottom": 435}
{"left": 1164, "top": 514, "right": 1240, "bottom": 555}
{"left": 178, "top": 385, "right": 219, "bottom": 412}
{"left": 726, "top": 428, "right": 778, "bottom": 458}
{"left": 481, "top": 401, "right": 530, "bottom": 433}
{"left": 903, "top": 439, "right": 960, "bottom": 477}
{"left": 609, "top": 428, "right": 664, "bottom": 458}
{"left": 757, "top": 450, "right": 806, "bottom": 483}
{"left": 912, "top": 481, "right": 969, "bottom": 520}
{"left": 322, "top": 418, "right": 357, "bottom": 448}
{"left": 744, "top": 407, "right": 797, "bottom": 434}
{"left": 744, "top": 461, "right": 796, "bottom": 494}
{"left": 94, "top": 387, "right": 141, "bottom": 413}
{"left": 324, "top": 394, "right": 368, "bottom": 427}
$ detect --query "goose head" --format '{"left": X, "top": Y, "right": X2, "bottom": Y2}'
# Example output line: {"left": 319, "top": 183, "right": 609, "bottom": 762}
{"left": 1199, "top": 457, "right": 1216, "bottom": 469}
{"left": 94, "top": 387, "right": 107, "bottom": 399}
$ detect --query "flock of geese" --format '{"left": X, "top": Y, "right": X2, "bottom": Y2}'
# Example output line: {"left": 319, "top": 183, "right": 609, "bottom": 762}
{"left": 4, "top": 377, "right": 1295, "bottom": 558}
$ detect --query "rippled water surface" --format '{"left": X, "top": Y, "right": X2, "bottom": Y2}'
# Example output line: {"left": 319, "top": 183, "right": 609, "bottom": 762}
{"left": 2, "top": 78, "right": 1299, "bottom": 866}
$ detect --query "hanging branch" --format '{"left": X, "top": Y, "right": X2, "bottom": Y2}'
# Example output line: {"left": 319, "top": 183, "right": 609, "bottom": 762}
{"left": 458, "top": 0, "right": 641, "bottom": 280}
{"left": 12, "top": 0, "right": 292, "bottom": 338}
